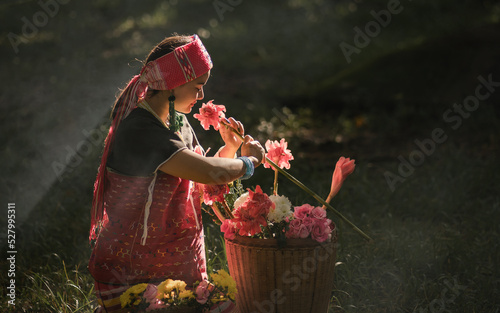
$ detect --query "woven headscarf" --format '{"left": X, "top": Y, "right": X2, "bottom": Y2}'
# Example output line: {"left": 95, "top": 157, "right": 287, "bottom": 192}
{"left": 90, "top": 35, "right": 213, "bottom": 242}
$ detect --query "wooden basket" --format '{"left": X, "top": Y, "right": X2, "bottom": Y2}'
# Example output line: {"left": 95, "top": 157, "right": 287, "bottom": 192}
{"left": 225, "top": 235, "right": 337, "bottom": 313}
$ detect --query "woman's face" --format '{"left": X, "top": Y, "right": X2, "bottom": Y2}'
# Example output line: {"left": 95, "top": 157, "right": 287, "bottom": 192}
{"left": 172, "top": 71, "right": 211, "bottom": 114}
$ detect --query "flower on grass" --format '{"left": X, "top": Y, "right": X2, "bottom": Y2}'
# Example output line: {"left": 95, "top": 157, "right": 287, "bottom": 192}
{"left": 211, "top": 269, "right": 237, "bottom": 301}
{"left": 193, "top": 100, "right": 226, "bottom": 130}
{"left": 121, "top": 272, "right": 237, "bottom": 311}
{"left": 179, "top": 289, "right": 195, "bottom": 300}
{"left": 120, "top": 283, "right": 147, "bottom": 308}
{"left": 263, "top": 138, "right": 294, "bottom": 170}
{"left": 143, "top": 284, "right": 158, "bottom": 303}
{"left": 195, "top": 280, "right": 211, "bottom": 304}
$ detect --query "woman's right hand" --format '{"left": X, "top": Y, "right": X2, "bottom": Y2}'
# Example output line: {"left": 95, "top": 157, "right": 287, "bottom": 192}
{"left": 240, "top": 135, "right": 265, "bottom": 167}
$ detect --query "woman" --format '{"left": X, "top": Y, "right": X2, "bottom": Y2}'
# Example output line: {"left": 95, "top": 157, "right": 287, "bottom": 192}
{"left": 89, "top": 34, "right": 264, "bottom": 312}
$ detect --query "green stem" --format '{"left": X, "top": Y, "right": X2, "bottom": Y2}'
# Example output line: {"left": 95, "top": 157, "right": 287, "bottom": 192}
{"left": 273, "top": 169, "right": 278, "bottom": 195}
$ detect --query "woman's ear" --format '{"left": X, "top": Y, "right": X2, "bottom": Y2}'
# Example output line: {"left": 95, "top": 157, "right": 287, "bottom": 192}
{"left": 145, "top": 89, "right": 158, "bottom": 100}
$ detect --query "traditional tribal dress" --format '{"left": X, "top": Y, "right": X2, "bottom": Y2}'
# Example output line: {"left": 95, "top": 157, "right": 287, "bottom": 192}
{"left": 89, "top": 108, "right": 207, "bottom": 311}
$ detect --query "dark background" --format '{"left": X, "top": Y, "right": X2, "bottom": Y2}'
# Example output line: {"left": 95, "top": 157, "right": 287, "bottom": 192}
{"left": 1, "top": 0, "right": 499, "bottom": 312}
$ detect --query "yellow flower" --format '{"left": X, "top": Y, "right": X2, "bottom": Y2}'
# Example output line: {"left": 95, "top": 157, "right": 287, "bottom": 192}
{"left": 119, "top": 290, "right": 131, "bottom": 308}
{"left": 128, "top": 283, "right": 148, "bottom": 294}
{"left": 211, "top": 270, "right": 237, "bottom": 292}
{"left": 179, "top": 289, "right": 195, "bottom": 300}
{"left": 120, "top": 283, "right": 148, "bottom": 308}
{"left": 173, "top": 280, "right": 187, "bottom": 291}
{"left": 157, "top": 279, "right": 174, "bottom": 297}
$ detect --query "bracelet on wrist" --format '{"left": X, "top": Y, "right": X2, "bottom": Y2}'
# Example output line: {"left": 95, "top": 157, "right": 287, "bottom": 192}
{"left": 237, "top": 156, "right": 254, "bottom": 180}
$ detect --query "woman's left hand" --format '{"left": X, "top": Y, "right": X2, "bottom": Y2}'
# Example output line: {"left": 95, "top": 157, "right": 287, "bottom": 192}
{"left": 218, "top": 117, "right": 244, "bottom": 157}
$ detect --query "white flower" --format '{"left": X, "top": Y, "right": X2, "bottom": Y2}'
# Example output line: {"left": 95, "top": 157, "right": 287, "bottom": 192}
{"left": 233, "top": 192, "right": 249, "bottom": 209}
{"left": 268, "top": 195, "right": 293, "bottom": 223}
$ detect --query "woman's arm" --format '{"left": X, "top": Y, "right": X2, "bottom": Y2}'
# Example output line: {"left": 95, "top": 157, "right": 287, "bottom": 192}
{"left": 159, "top": 135, "right": 264, "bottom": 184}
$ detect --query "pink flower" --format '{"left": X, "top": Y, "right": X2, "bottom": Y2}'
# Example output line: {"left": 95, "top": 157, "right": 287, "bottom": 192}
{"left": 146, "top": 299, "right": 166, "bottom": 311}
{"left": 294, "top": 204, "right": 314, "bottom": 219}
{"left": 311, "top": 219, "right": 331, "bottom": 243}
{"left": 328, "top": 157, "right": 355, "bottom": 200}
{"left": 143, "top": 284, "right": 158, "bottom": 303}
{"left": 263, "top": 138, "right": 294, "bottom": 170}
{"left": 220, "top": 219, "right": 237, "bottom": 240}
{"left": 202, "top": 184, "right": 229, "bottom": 206}
{"left": 311, "top": 206, "right": 327, "bottom": 219}
{"left": 230, "top": 186, "right": 274, "bottom": 237}
{"left": 286, "top": 219, "right": 302, "bottom": 239}
{"left": 193, "top": 100, "right": 226, "bottom": 130}
{"left": 287, "top": 218, "right": 310, "bottom": 239}
{"left": 195, "top": 280, "right": 211, "bottom": 304}
{"left": 301, "top": 217, "right": 316, "bottom": 231}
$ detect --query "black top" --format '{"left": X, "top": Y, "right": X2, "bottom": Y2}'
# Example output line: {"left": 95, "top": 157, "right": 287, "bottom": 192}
{"left": 107, "top": 108, "right": 199, "bottom": 176}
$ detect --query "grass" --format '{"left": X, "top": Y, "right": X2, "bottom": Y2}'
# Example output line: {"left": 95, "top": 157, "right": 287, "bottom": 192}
{"left": 1, "top": 0, "right": 500, "bottom": 312}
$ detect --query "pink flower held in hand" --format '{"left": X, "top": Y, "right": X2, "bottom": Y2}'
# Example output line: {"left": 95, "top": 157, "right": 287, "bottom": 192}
{"left": 263, "top": 138, "right": 294, "bottom": 170}
{"left": 193, "top": 100, "right": 226, "bottom": 130}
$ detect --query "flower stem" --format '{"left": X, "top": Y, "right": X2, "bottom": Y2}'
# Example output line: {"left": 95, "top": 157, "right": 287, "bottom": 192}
{"left": 211, "top": 204, "right": 226, "bottom": 223}
{"left": 221, "top": 200, "right": 235, "bottom": 219}
{"left": 273, "top": 169, "right": 278, "bottom": 195}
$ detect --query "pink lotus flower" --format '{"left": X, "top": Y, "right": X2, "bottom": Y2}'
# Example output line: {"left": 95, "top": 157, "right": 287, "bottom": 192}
{"left": 202, "top": 184, "right": 230, "bottom": 206}
{"left": 195, "top": 280, "right": 211, "bottom": 304}
{"left": 263, "top": 138, "right": 294, "bottom": 170}
{"left": 327, "top": 157, "right": 355, "bottom": 201}
{"left": 193, "top": 100, "right": 226, "bottom": 130}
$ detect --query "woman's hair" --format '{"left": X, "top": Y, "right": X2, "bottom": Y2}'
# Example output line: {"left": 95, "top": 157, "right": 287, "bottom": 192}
{"left": 111, "top": 35, "right": 193, "bottom": 118}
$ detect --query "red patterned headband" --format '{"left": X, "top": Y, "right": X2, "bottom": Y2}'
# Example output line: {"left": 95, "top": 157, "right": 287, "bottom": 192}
{"left": 137, "top": 34, "right": 213, "bottom": 98}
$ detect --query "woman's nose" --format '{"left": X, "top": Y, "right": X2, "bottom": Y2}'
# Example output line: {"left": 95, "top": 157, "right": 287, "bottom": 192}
{"left": 197, "top": 88, "right": 204, "bottom": 100}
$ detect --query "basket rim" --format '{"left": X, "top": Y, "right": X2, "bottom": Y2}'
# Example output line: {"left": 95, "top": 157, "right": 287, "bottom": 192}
{"left": 224, "top": 235, "right": 337, "bottom": 250}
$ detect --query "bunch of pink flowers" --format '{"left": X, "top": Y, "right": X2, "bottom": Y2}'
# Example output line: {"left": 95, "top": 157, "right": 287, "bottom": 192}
{"left": 193, "top": 100, "right": 362, "bottom": 243}
{"left": 220, "top": 186, "right": 275, "bottom": 239}
{"left": 286, "top": 204, "right": 335, "bottom": 243}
